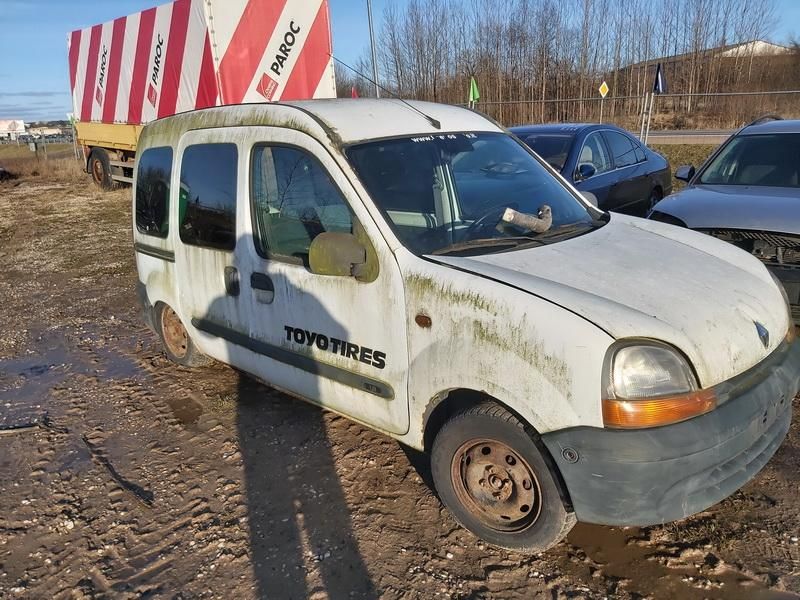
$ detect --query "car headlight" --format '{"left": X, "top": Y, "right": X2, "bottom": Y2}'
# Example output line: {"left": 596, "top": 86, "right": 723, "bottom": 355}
{"left": 769, "top": 271, "right": 796, "bottom": 343}
{"left": 602, "top": 341, "right": 716, "bottom": 429}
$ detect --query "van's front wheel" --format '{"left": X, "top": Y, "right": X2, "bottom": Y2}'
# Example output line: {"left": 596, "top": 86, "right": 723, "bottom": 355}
{"left": 431, "top": 402, "right": 575, "bottom": 552}
{"left": 156, "top": 303, "right": 211, "bottom": 367}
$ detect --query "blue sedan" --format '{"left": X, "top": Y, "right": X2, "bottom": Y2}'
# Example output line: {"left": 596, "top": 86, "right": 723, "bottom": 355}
{"left": 510, "top": 123, "right": 672, "bottom": 215}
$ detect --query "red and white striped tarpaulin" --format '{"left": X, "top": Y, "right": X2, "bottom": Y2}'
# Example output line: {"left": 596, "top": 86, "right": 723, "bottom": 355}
{"left": 68, "top": 0, "right": 335, "bottom": 125}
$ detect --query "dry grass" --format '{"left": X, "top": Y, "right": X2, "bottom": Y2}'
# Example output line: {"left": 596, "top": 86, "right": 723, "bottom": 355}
{"left": 650, "top": 143, "right": 718, "bottom": 191}
{"left": 0, "top": 153, "right": 85, "bottom": 184}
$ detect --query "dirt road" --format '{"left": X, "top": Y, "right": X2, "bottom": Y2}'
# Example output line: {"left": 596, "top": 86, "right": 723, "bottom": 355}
{"left": 1, "top": 168, "right": 799, "bottom": 599}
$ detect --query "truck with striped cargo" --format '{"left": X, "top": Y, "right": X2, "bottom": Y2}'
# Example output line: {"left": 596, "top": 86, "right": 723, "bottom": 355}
{"left": 68, "top": 0, "right": 335, "bottom": 188}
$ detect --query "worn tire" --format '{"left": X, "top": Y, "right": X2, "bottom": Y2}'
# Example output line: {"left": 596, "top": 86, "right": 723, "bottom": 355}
{"left": 156, "top": 303, "right": 212, "bottom": 367}
{"left": 431, "top": 401, "right": 575, "bottom": 552}
{"left": 88, "top": 148, "right": 115, "bottom": 190}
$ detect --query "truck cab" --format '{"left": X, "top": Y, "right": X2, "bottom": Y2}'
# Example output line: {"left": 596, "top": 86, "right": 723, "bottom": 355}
{"left": 134, "top": 100, "right": 799, "bottom": 552}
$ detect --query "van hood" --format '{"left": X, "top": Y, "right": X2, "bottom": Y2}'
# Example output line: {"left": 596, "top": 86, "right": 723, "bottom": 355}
{"left": 430, "top": 213, "right": 790, "bottom": 387}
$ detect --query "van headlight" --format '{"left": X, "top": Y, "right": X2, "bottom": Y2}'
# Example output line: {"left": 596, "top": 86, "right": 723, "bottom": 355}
{"left": 602, "top": 341, "right": 716, "bottom": 429}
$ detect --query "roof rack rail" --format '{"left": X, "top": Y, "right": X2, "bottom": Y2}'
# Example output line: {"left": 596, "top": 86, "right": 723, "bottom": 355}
{"left": 746, "top": 114, "right": 783, "bottom": 127}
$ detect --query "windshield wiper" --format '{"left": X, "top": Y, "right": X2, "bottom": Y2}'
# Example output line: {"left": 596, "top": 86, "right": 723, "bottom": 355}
{"left": 513, "top": 220, "right": 605, "bottom": 248}
{"left": 430, "top": 236, "right": 544, "bottom": 256}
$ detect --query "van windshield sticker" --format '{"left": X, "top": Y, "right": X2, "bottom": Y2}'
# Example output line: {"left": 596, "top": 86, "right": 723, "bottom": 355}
{"left": 284, "top": 325, "right": 386, "bottom": 369}
{"left": 410, "top": 132, "right": 478, "bottom": 143}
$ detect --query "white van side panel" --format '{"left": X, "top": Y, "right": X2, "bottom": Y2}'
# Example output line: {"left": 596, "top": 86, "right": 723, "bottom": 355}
{"left": 395, "top": 252, "right": 614, "bottom": 449}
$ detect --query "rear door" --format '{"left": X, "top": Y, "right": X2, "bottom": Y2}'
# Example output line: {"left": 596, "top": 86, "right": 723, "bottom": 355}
{"left": 602, "top": 130, "right": 650, "bottom": 211}
{"left": 172, "top": 129, "right": 241, "bottom": 353}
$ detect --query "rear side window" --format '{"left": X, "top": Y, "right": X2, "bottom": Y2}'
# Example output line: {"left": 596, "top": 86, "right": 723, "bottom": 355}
{"left": 634, "top": 143, "right": 646, "bottom": 163}
{"left": 135, "top": 147, "right": 172, "bottom": 238}
{"left": 604, "top": 131, "right": 638, "bottom": 168}
{"left": 251, "top": 145, "right": 353, "bottom": 263}
{"left": 179, "top": 143, "right": 238, "bottom": 251}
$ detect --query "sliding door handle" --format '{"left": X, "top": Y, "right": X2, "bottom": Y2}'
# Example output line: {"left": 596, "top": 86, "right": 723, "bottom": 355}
{"left": 251, "top": 272, "right": 275, "bottom": 304}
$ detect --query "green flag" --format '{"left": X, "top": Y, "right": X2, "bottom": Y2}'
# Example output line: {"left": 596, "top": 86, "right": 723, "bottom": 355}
{"left": 468, "top": 76, "right": 480, "bottom": 105}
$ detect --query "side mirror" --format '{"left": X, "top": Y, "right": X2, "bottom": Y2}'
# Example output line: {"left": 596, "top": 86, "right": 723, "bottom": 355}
{"left": 580, "top": 191, "right": 598, "bottom": 207}
{"left": 309, "top": 232, "right": 367, "bottom": 278}
{"left": 675, "top": 165, "right": 695, "bottom": 182}
{"left": 576, "top": 163, "right": 596, "bottom": 181}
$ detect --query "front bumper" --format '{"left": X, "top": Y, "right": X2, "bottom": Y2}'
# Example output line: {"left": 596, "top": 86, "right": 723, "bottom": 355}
{"left": 541, "top": 340, "right": 800, "bottom": 526}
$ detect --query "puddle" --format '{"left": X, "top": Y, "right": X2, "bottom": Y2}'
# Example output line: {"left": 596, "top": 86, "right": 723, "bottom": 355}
{"left": 568, "top": 523, "right": 798, "bottom": 599}
{"left": 0, "top": 327, "right": 144, "bottom": 430}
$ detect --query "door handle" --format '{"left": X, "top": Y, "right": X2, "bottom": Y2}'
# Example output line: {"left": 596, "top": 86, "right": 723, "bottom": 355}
{"left": 224, "top": 266, "right": 240, "bottom": 296}
{"left": 251, "top": 272, "right": 274, "bottom": 292}
{"left": 251, "top": 272, "right": 275, "bottom": 304}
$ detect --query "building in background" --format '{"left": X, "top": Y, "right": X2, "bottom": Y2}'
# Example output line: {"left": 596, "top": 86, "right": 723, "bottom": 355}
{"left": 0, "top": 120, "right": 27, "bottom": 141}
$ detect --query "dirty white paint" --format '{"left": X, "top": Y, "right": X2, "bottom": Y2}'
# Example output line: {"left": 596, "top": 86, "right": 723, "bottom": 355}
{"left": 434, "top": 213, "right": 789, "bottom": 388}
{"left": 133, "top": 100, "right": 791, "bottom": 452}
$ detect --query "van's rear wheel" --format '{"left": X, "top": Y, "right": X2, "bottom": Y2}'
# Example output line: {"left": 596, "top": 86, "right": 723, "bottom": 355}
{"left": 431, "top": 402, "right": 575, "bottom": 552}
{"left": 156, "top": 303, "right": 211, "bottom": 367}
{"left": 89, "top": 148, "right": 114, "bottom": 190}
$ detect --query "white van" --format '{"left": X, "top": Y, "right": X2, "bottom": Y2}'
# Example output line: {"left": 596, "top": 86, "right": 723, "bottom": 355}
{"left": 133, "top": 100, "right": 799, "bottom": 552}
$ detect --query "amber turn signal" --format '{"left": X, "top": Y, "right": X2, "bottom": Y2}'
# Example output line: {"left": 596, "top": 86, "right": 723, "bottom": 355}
{"left": 602, "top": 389, "right": 717, "bottom": 429}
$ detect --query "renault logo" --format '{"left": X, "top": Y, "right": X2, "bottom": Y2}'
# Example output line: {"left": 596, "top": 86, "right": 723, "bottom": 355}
{"left": 755, "top": 321, "right": 770, "bottom": 348}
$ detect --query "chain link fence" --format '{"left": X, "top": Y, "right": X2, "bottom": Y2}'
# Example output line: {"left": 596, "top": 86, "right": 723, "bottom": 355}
{"left": 474, "top": 90, "right": 800, "bottom": 132}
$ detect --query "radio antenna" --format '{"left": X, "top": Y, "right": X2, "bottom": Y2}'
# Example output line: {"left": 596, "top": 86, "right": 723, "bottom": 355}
{"left": 330, "top": 54, "right": 441, "bottom": 129}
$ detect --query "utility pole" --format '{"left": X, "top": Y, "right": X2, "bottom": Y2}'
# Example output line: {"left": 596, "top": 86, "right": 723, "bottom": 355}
{"left": 367, "top": 0, "right": 380, "bottom": 98}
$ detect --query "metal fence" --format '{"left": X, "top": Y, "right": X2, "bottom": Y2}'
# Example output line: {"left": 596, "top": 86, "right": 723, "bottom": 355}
{"left": 475, "top": 90, "right": 800, "bottom": 132}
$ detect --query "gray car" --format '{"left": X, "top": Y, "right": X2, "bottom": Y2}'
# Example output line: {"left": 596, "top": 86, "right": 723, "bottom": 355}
{"left": 649, "top": 117, "right": 800, "bottom": 320}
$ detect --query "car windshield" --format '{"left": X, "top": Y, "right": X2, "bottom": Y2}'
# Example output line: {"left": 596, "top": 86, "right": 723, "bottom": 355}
{"left": 347, "top": 132, "right": 599, "bottom": 256}
{"left": 699, "top": 133, "right": 800, "bottom": 187}
{"left": 520, "top": 133, "right": 574, "bottom": 171}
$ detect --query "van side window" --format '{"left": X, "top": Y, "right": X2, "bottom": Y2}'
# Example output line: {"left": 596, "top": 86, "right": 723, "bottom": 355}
{"left": 250, "top": 145, "right": 353, "bottom": 263}
{"left": 135, "top": 146, "right": 172, "bottom": 238}
{"left": 179, "top": 143, "right": 238, "bottom": 251}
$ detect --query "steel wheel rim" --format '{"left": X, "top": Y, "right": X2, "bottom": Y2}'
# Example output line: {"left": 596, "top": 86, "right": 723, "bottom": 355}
{"left": 161, "top": 306, "right": 188, "bottom": 359}
{"left": 450, "top": 438, "right": 542, "bottom": 532}
{"left": 91, "top": 158, "right": 104, "bottom": 184}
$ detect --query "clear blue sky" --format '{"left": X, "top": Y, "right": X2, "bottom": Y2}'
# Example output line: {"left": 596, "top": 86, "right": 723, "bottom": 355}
{"left": 0, "top": 0, "right": 797, "bottom": 122}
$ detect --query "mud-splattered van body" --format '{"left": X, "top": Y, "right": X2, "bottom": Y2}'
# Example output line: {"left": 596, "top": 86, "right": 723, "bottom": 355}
{"left": 133, "top": 100, "right": 799, "bottom": 551}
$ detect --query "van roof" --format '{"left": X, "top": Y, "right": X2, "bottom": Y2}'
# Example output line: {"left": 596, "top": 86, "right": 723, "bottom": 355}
{"left": 139, "top": 99, "right": 503, "bottom": 149}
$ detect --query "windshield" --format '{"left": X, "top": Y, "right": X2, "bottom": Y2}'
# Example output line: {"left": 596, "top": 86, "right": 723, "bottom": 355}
{"left": 520, "top": 133, "right": 574, "bottom": 171}
{"left": 347, "top": 132, "right": 598, "bottom": 255}
{"left": 699, "top": 133, "right": 800, "bottom": 187}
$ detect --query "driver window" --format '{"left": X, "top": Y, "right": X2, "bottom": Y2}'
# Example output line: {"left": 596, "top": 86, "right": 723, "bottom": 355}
{"left": 251, "top": 145, "right": 353, "bottom": 264}
{"left": 576, "top": 132, "right": 612, "bottom": 178}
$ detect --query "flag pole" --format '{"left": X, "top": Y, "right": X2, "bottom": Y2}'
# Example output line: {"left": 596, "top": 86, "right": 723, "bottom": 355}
{"left": 645, "top": 92, "right": 655, "bottom": 144}
{"left": 639, "top": 92, "right": 649, "bottom": 140}
{"left": 367, "top": 0, "right": 380, "bottom": 98}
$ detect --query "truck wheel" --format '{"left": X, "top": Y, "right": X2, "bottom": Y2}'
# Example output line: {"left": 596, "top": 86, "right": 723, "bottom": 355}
{"left": 88, "top": 148, "right": 115, "bottom": 190}
{"left": 156, "top": 303, "right": 212, "bottom": 367}
{"left": 431, "top": 402, "right": 576, "bottom": 552}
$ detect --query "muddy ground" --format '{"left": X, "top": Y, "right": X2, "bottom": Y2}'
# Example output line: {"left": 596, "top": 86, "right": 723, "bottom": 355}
{"left": 1, "top": 166, "right": 799, "bottom": 600}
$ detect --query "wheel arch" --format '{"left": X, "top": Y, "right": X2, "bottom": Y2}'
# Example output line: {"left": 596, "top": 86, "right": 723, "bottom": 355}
{"left": 421, "top": 388, "right": 574, "bottom": 511}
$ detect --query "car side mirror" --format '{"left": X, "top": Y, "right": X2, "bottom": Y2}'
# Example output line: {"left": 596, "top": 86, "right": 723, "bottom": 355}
{"left": 675, "top": 165, "right": 695, "bottom": 182}
{"left": 309, "top": 232, "right": 367, "bottom": 278}
{"left": 576, "top": 163, "right": 596, "bottom": 181}
{"left": 580, "top": 191, "right": 598, "bottom": 207}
